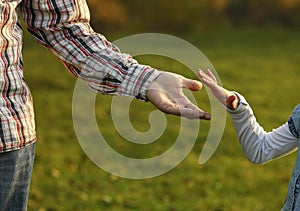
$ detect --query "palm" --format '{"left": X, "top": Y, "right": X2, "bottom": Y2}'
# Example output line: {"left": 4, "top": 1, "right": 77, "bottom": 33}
{"left": 147, "top": 72, "right": 211, "bottom": 120}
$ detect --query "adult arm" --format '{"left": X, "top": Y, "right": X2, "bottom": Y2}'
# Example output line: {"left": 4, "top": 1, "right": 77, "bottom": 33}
{"left": 20, "top": 0, "right": 210, "bottom": 119}
{"left": 20, "top": 0, "right": 158, "bottom": 100}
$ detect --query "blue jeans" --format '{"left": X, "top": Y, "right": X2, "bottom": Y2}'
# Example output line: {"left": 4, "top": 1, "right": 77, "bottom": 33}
{"left": 0, "top": 143, "right": 36, "bottom": 211}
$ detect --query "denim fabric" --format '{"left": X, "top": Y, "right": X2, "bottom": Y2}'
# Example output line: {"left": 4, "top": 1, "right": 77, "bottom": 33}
{"left": 289, "top": 116, "right": 299, "bottom": 139}
{"left": 0, "top": 143, "right": 36, "bottom": 211}
{"left": 282, "top": 105, "right": 300, "bottom": 211}
{"left": 289, "top": 104, "right": 300, "bottom": 138}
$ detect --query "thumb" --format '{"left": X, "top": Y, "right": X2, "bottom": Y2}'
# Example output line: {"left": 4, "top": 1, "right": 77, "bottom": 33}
{"left": 182, "top": 77, "right": 203, "bottom": 91}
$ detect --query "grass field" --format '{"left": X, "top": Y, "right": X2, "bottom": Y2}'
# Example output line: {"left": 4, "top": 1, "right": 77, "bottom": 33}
{"left": 23, "top": 28, "right": 300, "bottom": 211}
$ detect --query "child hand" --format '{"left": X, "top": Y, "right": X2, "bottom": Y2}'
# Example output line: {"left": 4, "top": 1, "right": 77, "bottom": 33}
{"left": 197, "top": 69, "right": 239, "bottom": 110}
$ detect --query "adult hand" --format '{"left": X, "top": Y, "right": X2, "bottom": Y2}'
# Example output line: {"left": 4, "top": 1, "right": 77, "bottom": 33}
{"left": 197, "top": 69, "right": 239, "bottom": 110}
{"left": 146, "top": 72, "right": 211, "bottom": 120}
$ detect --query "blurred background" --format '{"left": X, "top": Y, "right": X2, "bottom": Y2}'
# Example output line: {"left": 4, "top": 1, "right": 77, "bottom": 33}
{"left": 24, "top": 0, "right": 300, "bottom": 210}
{"left": 87, "top": 0, "right": 300, "bottom": 34}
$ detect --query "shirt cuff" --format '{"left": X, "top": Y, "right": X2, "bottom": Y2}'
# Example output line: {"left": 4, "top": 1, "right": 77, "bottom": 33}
{"left": 116, "top": 64, "right": 161, "bottom": 101}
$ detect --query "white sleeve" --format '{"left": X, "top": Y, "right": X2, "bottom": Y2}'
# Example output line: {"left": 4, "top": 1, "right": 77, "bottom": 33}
{"left": 227, "top": 93, "right": 298, "bottom": 164}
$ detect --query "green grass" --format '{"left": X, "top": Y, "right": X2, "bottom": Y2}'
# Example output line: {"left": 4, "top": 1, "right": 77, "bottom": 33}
{"left": 23, "top": 28, "right": 300, "bottom": 211}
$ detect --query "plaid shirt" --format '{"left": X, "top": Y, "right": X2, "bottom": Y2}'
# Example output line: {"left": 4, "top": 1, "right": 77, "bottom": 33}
{"left": 0, "top": 0, "right": 160, "bottom": 153}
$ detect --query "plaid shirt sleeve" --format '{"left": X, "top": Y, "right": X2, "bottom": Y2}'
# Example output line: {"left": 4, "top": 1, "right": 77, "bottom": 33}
{"left": 20, "top": 0, "right": 161, "bottom": 101}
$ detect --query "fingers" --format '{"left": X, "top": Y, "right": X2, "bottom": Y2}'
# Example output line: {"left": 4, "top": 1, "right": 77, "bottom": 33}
{"left": 197, "top": 69, "right": 212, "bottom": 87}
{"left": 147, "top": 89, "right": 211, "bottom": 120}
{"left": 183, "top": 101, "right": 211, "bottom": 119}
{"left": 162, "top": 105, "right": 211, "bottom": 120}
{"left": 197, "top": 69, "right": 217, "bottom": 84}
{"left": 153, "top": 97, "right": 211, "bottom": 120}
{"left": 180, "top": 108, "right": 211, "bottom": 120}
{"left": 205, "top": 69, "right": 216, "bottom": 81}
{"left": 197, "top": 69, "right": 206, "bottom": 80}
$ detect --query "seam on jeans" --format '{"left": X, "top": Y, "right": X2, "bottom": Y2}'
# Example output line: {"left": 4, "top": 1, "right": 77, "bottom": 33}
{"left": 288, "top": 117, "right": 299, "bottom": 138}
{"left": 291, "top": 171, "right": 300, "bottom": 210}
